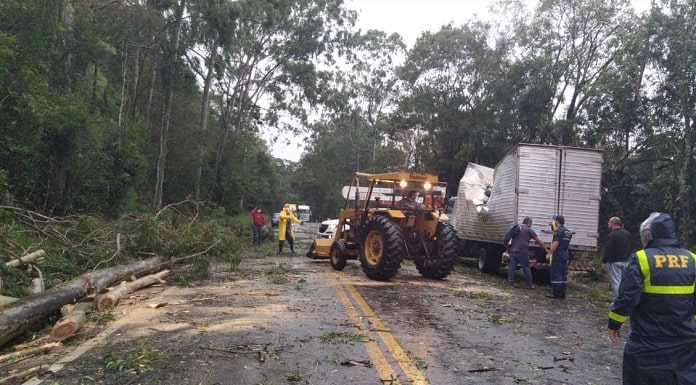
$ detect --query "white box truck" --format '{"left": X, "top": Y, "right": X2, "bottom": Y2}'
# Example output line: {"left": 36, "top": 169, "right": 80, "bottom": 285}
{"left": 297, "top": 205, "right": 312, "bottom": 222}
{"left": 448, "top": 143, "right": 603, "bottom": 277}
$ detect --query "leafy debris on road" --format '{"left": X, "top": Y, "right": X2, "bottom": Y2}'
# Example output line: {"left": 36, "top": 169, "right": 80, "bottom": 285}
{"left": 319, "top": 332, "right": 369, "bottom": 344}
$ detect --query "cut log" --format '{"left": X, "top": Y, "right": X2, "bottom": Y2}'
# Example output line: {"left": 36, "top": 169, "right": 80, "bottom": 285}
{"left": 96, "top": 269, "right": 170, "bottom": 311}
{"left": 0, "top": 341, "right": 61, "bottom": 363}
{"left": 5, "top": 250, "right": 46, "bottom": 269}
{"left": 50, "top": 301, "right": 93, "bottom": 342}
{"left": 0, "top": 256, "right": 165, "bottom": 347}
{"left": 0, "top": 295, "right": 18, "bottom": 307}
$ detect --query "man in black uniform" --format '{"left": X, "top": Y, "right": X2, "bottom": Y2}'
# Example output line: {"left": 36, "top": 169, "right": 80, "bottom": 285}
{"left": 548, "top": 215, "right": 572, "bottom": 299}
{"left": 608, "top": 212, "right": 696, "bottom": 385}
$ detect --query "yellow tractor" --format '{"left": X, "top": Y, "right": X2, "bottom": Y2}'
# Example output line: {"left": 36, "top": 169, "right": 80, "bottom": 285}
{"left": 308, "top": 171, "right": 458, "bottom": 281}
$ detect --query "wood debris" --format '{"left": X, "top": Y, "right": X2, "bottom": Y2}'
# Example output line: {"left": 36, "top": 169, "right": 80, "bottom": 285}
{"left": 340, "top": 359, "right": 372, "bottom": 367}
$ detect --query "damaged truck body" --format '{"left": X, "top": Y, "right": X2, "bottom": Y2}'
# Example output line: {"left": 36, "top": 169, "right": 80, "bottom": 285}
{"left": 449, "top": 143, "right": 603, "bottom": 279}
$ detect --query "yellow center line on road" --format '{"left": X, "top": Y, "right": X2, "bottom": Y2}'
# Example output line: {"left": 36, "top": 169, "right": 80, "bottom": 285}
{"left": 339, "top": 275, "right": 430, "bottom": 385}
{"left": 334, "top": 281, "right": 402, "bottom": 385}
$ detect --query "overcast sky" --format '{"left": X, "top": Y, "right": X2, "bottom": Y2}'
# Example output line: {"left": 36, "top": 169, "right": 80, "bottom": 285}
{"left": 266, "top": 0, "right": 653, "bottom": 162}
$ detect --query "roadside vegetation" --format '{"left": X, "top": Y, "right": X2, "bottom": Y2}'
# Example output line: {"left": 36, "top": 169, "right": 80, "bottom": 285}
{"left": 0, "top": 203, "right": 249, "bottom": 297}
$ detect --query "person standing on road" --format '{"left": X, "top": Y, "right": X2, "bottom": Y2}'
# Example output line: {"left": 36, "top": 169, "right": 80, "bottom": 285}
{"left": 603, "top": 216, "right": 632, "bottom": 302}
{"left": 508, "top": 217, "right": 549, "bottom": 289}
{"left": 278, "top": 203, "right": 303, "bottom": 254}
{"left": 548, "top": 215, "right": 572, "bottom": 299}
{"left": 608, "top": 212, "right": 696, "bottom": 385}
{"left": 250, "top": 204, "right": 266, "bottom": 246}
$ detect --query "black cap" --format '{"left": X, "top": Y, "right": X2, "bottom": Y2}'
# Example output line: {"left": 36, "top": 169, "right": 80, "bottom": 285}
{"left": 553, "top": 215, "right": 565, "bottom": 225}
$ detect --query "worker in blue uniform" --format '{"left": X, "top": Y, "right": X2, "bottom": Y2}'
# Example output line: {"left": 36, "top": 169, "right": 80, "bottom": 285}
{"left": 548, "top": 215, "right": 572, "bottom": 299}
{"left": 608, "top": 212, "right": 696, "bottom": 385}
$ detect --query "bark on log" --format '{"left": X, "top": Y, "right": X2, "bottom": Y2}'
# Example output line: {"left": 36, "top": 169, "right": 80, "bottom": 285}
{"left": 5, "top": 250, "right": 46, "bottom": 268}
{"left": 50, "top": 301, "right": 93, "bottom": 342}
{"left": 0, "top": 341, "right": 60, "bottom": 363}
{"left": 96, "top": 269, "right": 170, "bottom": 311}
{"left": 0, "top": 256, "right": 165, "bottom": 347}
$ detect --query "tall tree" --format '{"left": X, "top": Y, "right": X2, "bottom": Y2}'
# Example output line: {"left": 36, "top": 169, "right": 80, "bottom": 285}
{"left": 153, "top": 0, "right": 186, "bottom": 210}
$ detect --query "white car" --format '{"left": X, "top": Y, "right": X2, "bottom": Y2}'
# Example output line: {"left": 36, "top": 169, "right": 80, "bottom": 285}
{"left": 317, "top": 218, "right": 352, "bottom": 239}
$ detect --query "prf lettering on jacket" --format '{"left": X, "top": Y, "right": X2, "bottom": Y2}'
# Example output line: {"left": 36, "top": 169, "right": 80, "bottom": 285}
{"left": 654, "top": 255, "right": 690, "bottom": 268}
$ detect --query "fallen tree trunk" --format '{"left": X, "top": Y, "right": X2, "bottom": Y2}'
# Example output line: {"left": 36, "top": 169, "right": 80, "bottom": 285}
{"left": 50, "top": 301, "right": 93, "bottom": 341}
{"left": 96, "top": 269, "right": 170, "bottom": 311}
{"left": 0, "top": 256, "right": 165, "bottom": 347}
{"left": 5, "top": 250, "right": 46, "bottom": 269}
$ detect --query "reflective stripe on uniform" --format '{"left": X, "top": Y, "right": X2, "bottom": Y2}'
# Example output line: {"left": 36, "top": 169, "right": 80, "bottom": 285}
{"left": 636, "top": 249, "right": 696, "bottom": 295}
{"left": 609, "top": 311, "right": 628, "bottom": 323}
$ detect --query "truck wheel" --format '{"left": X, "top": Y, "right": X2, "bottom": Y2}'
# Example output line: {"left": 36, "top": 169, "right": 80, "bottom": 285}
{"left": 359, "top": 216, "right": 404, "bottom": 281}
{"left": 330, "top": 242, "right": 348, "bottom": 271}
{"left": 415, "top": 222, "right": 458, "bottom": 279}
{"left": 477, "top": 247, "right": 501, "bottom": 274}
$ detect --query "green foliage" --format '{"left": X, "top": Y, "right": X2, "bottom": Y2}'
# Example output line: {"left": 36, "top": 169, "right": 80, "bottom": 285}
{"left": 101, "top": 343, "right": 169, "bottom": 374}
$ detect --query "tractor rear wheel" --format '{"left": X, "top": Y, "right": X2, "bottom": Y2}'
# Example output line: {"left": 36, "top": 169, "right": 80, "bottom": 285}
{"left": 414, "top": 222, "right": 458, "bottom": 279}
{"left": 359, "top": 216, "right": 404, "bottom": 281}
{"left": 330, "top": 242, "right": 348, "bottom": 271}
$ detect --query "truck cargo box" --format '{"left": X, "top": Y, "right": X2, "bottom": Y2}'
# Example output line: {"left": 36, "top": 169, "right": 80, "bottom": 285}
{"left": 451, "top": 144, "right": 602, "bottom": 251}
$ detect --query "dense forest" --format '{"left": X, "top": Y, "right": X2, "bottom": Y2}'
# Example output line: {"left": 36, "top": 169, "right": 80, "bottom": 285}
{"left": 1, "top": 0, "right": 694, "bottom": 248}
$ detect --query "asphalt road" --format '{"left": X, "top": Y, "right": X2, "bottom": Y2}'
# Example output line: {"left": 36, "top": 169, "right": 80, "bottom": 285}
{"left": 20, "top": 223, "right": 624, "bottom": 385}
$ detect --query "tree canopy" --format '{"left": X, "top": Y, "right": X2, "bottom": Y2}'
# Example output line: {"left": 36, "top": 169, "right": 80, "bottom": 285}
{"left": 1, "top": 0, "right": 694, "bottom": 247}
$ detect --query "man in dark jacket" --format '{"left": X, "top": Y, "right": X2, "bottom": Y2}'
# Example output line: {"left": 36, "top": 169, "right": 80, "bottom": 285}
{"left": 608, "top": 212, "right": 696, "bottom": 385}
{"left": 603, "top": 216, "right": 632, "bottom": 302}
{"left": 548, "top": 215, "right": 572, "bottom": 299}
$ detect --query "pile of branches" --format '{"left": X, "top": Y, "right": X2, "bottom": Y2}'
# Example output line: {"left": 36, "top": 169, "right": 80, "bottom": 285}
{"left": 0, "top": 200, "right": 242, "bottom": 296}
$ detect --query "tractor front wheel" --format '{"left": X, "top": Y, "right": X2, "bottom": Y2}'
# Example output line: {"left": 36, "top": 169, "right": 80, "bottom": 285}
{"left": 330, "top": 242, "right": 348, "bottom": 271}
{"left": 359, "top": 216, "right": 405, "bottom": 281}
{"left": 414, "top": 222, "right": 458, "bottom": 279}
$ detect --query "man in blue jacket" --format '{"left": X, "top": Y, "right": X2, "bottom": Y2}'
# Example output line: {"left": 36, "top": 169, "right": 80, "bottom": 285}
{"left": 608, "top": 212, "right": 696, "bottom": 385}
{"left": 548, "top": 215, "right": 572, "bottom": 299}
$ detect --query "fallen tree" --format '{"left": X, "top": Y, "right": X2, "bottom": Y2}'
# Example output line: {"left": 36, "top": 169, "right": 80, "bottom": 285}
{"left": 0, "top": 256, "right": 165, "bottom": 347}
{"left": 96, "top": 269, "right": 171, "bottom": 311}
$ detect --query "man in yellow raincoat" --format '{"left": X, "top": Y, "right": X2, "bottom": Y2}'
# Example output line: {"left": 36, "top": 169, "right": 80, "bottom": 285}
{"left": 278, "top": 203, "right": 303, "bottom": 254}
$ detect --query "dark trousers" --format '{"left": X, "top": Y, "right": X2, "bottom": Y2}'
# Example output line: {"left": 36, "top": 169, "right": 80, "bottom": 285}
{"left": 550, "top": 251, "right": 569, "bottom": 298}
{"left": 252, "top": 225, "right": 263, "bottom": 245}
{"left": 623, "top": 336, "right": 696, "bottom": 385}
{"left": 278, "top": 230, "right": 294, "bottom": 253}
{"left": 508, "top": 252, "right": 533, "bottom": 285}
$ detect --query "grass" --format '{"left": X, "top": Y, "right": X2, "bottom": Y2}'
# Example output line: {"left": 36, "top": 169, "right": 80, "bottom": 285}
{"left": 319, "top": 332, "right": 369, "bottom": 344}
{"left": 101, "top": 343, "right": 169, "bottom": 374}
